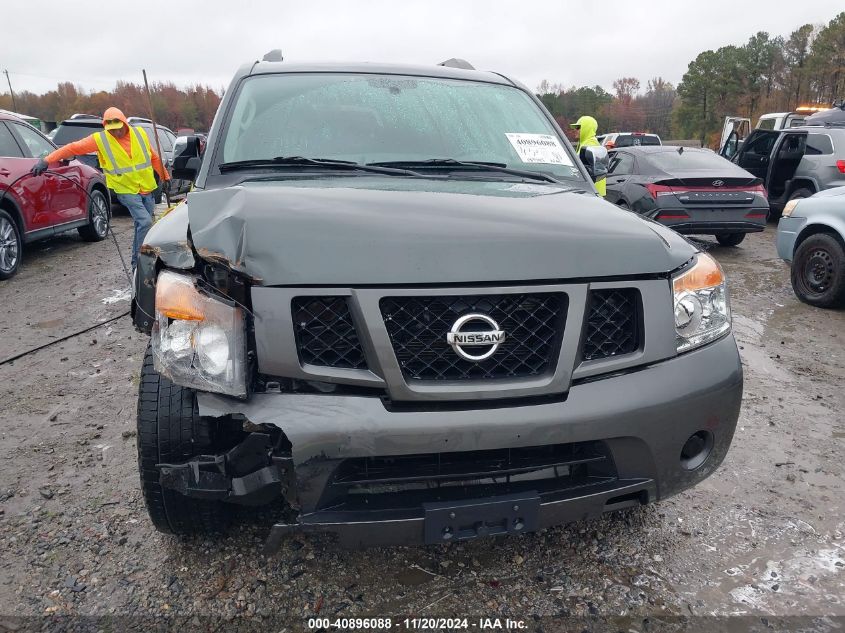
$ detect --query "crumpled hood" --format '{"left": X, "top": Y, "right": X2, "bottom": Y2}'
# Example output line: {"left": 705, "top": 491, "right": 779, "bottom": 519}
{"left": 185, "top": 177, "right": 695, "bottom": 286}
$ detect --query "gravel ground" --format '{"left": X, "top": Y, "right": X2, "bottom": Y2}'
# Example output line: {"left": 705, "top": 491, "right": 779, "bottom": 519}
{"left": 0, "top": 214, "right": 843, "bottom": 632}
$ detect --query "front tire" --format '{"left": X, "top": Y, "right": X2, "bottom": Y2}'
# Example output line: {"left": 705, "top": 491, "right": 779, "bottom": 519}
{"left": 137, "top": 346, "right": 232, "bottom": 534}
{"left": 78, "top": 189, "right": 110, "bottom": 242}
{"left": 791, "top": 233, "right": 845, "bottom": 308}
{"left": 0, "top": 210, "right": 22, "bottom": 280}
{"left": 716, "top": 232, "right": 746, "bottom": 247}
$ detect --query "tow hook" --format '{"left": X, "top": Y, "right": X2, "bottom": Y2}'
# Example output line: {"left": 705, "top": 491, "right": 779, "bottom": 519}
{"left": 157, "top": 433, "right": 293, "bottom": 506}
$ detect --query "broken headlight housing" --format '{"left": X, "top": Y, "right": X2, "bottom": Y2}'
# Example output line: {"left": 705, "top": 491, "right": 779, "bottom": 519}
{"left": 151, "top": 270, "right": 247, "bottom": 397}
{"left": 672, "top": 253, "right": 731, "bottom": 353}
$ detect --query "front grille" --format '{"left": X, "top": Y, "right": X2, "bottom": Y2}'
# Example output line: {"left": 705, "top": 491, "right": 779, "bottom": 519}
{"left": 319, "top": 441, "right": 617, "bottom": 511}
{"left": 292, "top": 297, "right": 367, "bottom": 369}
{"left": 582, "top": 289, "right": 639, "bottom": 361}
{"left": 380, "top": 293, "right": 566, "bottom": 381}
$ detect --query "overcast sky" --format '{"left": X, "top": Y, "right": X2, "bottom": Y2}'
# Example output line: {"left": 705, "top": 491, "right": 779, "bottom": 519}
{"left": 3, "top": 0, "right": 843, "bottom": 97}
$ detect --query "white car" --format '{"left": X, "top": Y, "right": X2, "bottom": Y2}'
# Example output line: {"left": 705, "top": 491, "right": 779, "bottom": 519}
{"left": 598, "top": 132, "right": 661, "bottom": 149}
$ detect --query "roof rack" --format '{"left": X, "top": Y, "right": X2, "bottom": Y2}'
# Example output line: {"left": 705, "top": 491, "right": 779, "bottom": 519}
{"left": 438, "top": 58, "right": 475, "bottom": 70}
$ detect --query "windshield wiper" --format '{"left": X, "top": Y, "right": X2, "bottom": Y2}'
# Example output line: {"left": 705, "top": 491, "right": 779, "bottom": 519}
{"left": 218, "top": 156, "right": 422, "bottom": 177}
{"left": 367, "top": 158, "right": 562, "bottom": 184}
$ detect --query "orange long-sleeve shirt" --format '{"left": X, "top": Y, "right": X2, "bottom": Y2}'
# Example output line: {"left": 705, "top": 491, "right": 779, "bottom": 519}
{"left": 45, "top": 128, "right": 170, "bottom": 188}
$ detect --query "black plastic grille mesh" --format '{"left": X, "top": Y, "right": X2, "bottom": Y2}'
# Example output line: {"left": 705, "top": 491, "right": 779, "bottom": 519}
{"left": 292, "top": 297, "right": 367, "bottom": 369}
{"left": 380, "top": 293, "right": 566, "bottom": 381}
{"left": 582, "top": 289, "right": 639, "bottom": 361}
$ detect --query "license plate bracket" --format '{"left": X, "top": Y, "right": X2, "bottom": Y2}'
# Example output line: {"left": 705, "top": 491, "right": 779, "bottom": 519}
{"left": 422, "top": 492, "right": 540, "bottom": 544}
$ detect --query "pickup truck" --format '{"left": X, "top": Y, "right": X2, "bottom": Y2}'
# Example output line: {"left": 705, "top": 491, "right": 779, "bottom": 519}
{"left": 131, "top": 57, "right": 743, "bottom": 548}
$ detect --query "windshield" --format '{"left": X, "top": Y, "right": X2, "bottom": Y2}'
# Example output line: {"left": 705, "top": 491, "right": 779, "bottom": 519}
{"left": 219, "top": 73, "right": 584, "bottom": 181}
{"left": 53, "top": 123, "right": 101, "bottom": 146}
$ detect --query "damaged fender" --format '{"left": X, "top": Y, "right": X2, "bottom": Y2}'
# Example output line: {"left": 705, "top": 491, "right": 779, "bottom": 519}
{"left": 132, "top": 202, "right": 195, "bottom": 333}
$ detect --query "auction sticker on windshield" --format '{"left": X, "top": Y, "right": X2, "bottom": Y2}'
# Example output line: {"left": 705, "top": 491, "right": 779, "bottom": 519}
{"left": 506, "top": 133, "right": 572, "bottom": 166}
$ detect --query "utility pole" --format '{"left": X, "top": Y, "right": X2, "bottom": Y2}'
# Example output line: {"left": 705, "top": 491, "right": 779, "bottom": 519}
{"left": 3, "top": 70, "right": 17, "bottom": 111}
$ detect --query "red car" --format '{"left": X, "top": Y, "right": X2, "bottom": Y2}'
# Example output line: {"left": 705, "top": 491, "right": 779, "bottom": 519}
{"left": 0, "top": 112, "right": 110, "bottom": 280}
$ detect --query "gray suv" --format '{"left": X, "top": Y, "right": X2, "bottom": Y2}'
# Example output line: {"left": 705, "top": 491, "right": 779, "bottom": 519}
{"left": 722, "top": 124, "right": 845, "bottom": 218}
{"left": 131, "top": 60, "right": 743, "bottom": 548}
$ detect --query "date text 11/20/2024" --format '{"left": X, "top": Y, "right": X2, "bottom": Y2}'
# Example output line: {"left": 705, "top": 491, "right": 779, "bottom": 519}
{"left": 307, "top": 618, "right": 528, "bottom": 630}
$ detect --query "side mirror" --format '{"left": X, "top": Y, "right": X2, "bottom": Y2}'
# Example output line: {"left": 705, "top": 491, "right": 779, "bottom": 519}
{"left": 580, "top": 145, "right": 609, "bottom": 183}
{"left": 172, "top": 135, "right": 202, "bottom": 181}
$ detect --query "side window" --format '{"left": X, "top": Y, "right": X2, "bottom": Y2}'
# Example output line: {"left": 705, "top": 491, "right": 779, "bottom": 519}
{"left": 10, "top": 123, "right": 54, "bottom": 158}
{"left": 608, "top": 152, "right": 635, "bottom": 175}
{"left": 138, "top": 126, "right": 172, "bottom": 152}
{"left": 757, "top": 118, "right": 776, "bottom": 131}
{"left": 0, "top": 123, "right": 24, "bottom": 158}
{"left": 742, "top": 132, "right": 778, "bottom": 156}
{"left": 805, "top": 134, "right": 833, "bottom": 155}
{"left": 156, "top": 130, "right": 173, "bottom": 152}
{"left": 781, "top": 134, "right": 805, "bottom": 154}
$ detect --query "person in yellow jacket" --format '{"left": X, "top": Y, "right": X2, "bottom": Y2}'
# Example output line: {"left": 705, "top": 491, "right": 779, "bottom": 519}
{"left": 32, "top": 107, "right": 170, "bottom": 269}
{"left": 570, "top": 115, "right": 606, "bottom": 196}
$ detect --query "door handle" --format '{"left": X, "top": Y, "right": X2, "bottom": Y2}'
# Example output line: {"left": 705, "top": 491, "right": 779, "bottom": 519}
{"left": 0, "top": 168, "right": 10, "bottom": 177}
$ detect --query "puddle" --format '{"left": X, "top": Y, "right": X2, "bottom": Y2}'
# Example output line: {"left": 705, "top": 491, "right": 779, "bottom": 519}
{"left": 732, "top": 314, "right": 766, "bottom": 340}
{"left": 732, "top": 314, "right": 795, "bottom": 383}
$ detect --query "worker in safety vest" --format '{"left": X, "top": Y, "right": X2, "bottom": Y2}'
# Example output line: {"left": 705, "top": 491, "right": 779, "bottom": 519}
{"left": 570, "top": 115, "right": 606, "bottom": 197}
{"left": 32, "top": 107, "right": 170, "bottom": 269}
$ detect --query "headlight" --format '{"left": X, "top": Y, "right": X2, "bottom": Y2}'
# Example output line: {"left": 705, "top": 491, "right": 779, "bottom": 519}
{"left": 782, "top": 198, "right": 801, "bottom": 218}
{"left": 672, "top": 253, "right": 731, "bottom": 353}
{"left": 151, "top": 271, "right": 247, "bottom": 397}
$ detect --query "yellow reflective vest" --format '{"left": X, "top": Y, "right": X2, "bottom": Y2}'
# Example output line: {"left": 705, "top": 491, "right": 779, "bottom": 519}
{"left": 93, "top": 127, "right": 158, "bottom": 195}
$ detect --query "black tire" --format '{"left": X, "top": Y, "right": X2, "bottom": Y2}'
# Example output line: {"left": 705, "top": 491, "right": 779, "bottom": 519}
{"left": 0, "top": 209, "right": 22, "bottom": 280}
{"left": 137, "top": 346, "right": 232, "bottom": 534}
{"left": 78, "top": 189, "right": 110, "bottom": 242}
{"left": 790, "top": 233, "right": 845, "bottom": 309}
{"left": 716, "top": 232, "right": 746, "bottom": 247}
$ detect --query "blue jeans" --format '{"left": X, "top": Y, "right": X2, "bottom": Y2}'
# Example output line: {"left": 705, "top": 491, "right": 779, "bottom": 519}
{"left": 117, "top": 192, "right": 156, "bottom": 269}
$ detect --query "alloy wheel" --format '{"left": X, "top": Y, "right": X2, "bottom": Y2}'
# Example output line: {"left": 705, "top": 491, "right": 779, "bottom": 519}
{"left": 92, "top": 194, "right": 109, "bottom": 237}
{"left": 0, "top": 217, "right": 19, "bottom": 273}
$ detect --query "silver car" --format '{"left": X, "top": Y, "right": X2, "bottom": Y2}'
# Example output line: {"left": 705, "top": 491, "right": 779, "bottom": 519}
{"left": 777, "top": 186, "right": 845, "bottom": 308}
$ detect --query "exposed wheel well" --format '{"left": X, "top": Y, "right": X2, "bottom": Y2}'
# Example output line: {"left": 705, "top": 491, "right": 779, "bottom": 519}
{"left": 0, "top": 194, "right": 24, "bottom": 235}
{"left": 787, "top": 180, "right": 817, "bottom": 197}
{"left": 794, "top": 224, "right": 845, "bottom": 256}
{"left": 89, "top": 182, "right": 110, "bottom": 205}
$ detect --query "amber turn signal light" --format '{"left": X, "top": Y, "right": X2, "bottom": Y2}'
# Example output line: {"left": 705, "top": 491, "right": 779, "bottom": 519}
{"left": 155, "top": 271, "right": 206, "bottom": 321}
{"left": 672, "top": 253, "right": 724, "bottom": 294}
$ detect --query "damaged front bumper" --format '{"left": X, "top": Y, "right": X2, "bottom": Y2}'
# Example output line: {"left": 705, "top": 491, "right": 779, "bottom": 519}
{"left": 176, "top": 334, "right": 742, "bottom": 549}
{"left": 157, "top": 432, "right": 294, "bottom": 506}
